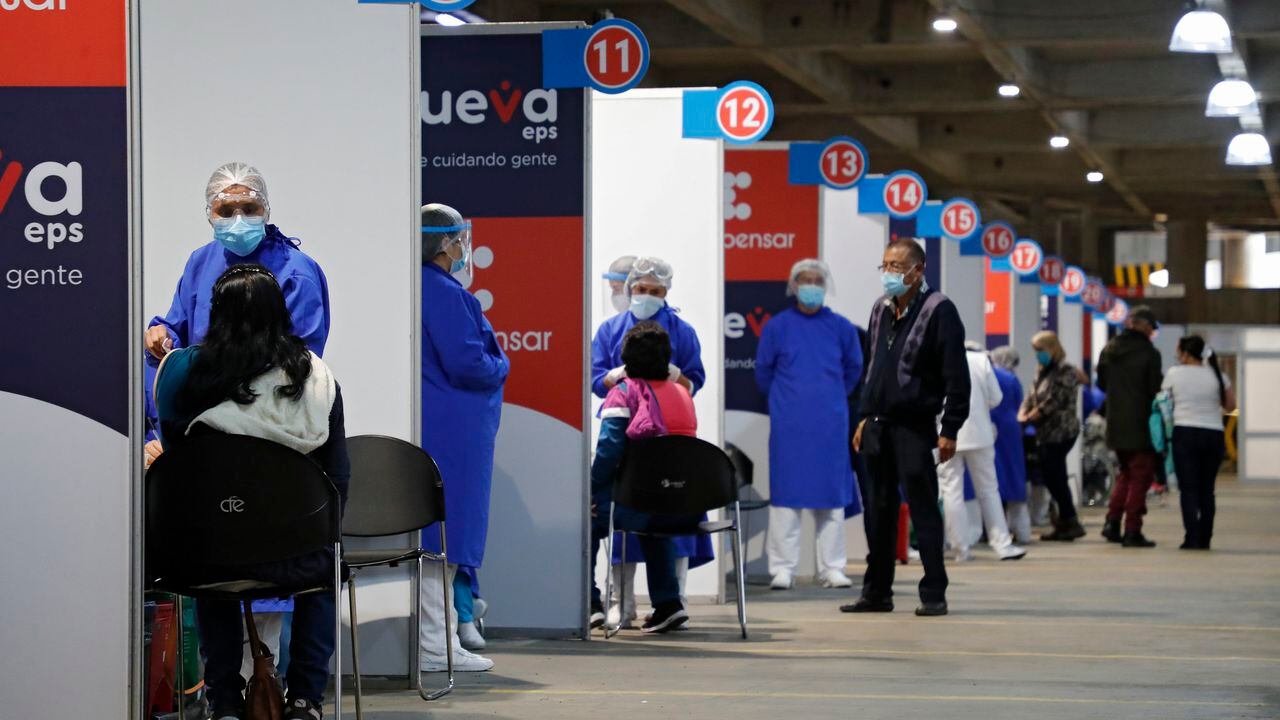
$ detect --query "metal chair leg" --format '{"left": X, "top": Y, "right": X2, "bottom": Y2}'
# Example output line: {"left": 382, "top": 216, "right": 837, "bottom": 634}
{"left": 334, "top": 544, "right": 343, "bottom": 720}
{"left": 734, "top": 503, "right": 748, "bottom": 639}
{"left": 175, "top": 594, "right": 186, "bottom": 720}
{"left": 348, "top": 572, "right": 363, "bottom": 720}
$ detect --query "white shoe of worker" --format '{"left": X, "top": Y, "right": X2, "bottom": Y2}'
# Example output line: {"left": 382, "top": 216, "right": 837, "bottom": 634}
{"left": 421, "top": 647, "right": 494, "bottom": 673}
{"left": 607, "top": 604, "right": 637, "bottom": 629}
{"left": 608, "top": 561, "right": 638, "bottom": 626}
{"left": 818, "top": 570, "right": 854, "bottom": 588}
{"left": 941, "top": 447, "right": 1021, "bottom": 558}
{"left": 458, "top": 621, "right": 486, "bottom": 651}
{"left": 997, "top": 543, "right": 1027, "bottom": 561}
{"left": 770, "top": 570, "right": 795, "bottom": 590}
{"left": 953, "top": 547, "right": 975, "bottom": 562}
{"left": 766, "top": 506, "right": 848, "bottom": 586}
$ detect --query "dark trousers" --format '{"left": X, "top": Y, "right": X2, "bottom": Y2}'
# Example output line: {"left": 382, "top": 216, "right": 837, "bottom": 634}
{"left": 1172, "top": 427, "right": 1225, "bottom": 548}
{"left": 198, "top": 593, "right": 335, "bottom": 710}
{"left": 590, "top": 499, "right": 684, "bottom": 611}
{"left": 861, "top": 423, "right": 948, "bottom": 604}
{"left": 1108, "top": 449, "right": 1157, "bottom": 532}
{"left": 854, "top": 450, "right": 876, "bottom": 543}
{"left": 1038, "top": 439, "right": 1079, "bottom": 522}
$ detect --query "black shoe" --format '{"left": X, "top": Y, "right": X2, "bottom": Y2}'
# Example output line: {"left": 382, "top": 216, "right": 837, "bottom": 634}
{"left": 1100, "top": 518, "right": 1122, "bottom": 543}
{"left": 590, "top": 600, "right": 606, "bottom": 629}
{"left": 839, "top": 597, "right": 894, "bottom": 613}
{"left": 1122, "top": 532, "right": 1156, "bottom": 548}
{"left": 641, "top": 604, "right": 688, "bottom": 634}
{"left": 284, "top": 698, "right": 322, "bottom": 720}
{"left": 915, "top": 601, "right": 949, "bottom": 617}
{"left": 1039, "top": 522, "right": 1077, "bottom": 542}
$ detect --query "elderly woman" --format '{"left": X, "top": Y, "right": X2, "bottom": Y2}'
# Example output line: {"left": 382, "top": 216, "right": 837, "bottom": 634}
{"left": 989, "top": 346, "right": 1031, "bottom": 544}
{"left": 589, "top": 256, "right": 712, "bottom": 627}
{"left": 418, "top": 203, "right": 510, "bottom": 672}
{"left": 1019, "top": 331, "right": 1084, "bottom": 541}
{"left": 154, "top": 265, "right": 348, "bottom": 720}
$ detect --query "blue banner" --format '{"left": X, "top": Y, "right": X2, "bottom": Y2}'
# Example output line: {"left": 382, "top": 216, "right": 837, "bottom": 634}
{"left": 725, "top": 281, "right": 791, "bottom": 414}
{"left": 856, "top": 175, "right": 888, "bottom": 213}
{"left": 917, "top": 201, "right": 944, "bottom": 236}
{"left": 788, "top": 142, "right": 824, "bottom": 184}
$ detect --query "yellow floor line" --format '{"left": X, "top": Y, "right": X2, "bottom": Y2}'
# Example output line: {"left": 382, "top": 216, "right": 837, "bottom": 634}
{"left": 472, "top": 688, "right": 1267, "bottom": 708}
{"left": 582, "top": 644, "right": 1279, "bottom": 663}
{"left": 783, "top": 617, "right": 1280, "bottom": 633}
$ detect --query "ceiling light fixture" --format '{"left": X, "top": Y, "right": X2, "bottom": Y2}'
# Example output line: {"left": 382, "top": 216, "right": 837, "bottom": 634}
{"left": 1206, "top": 79, "right": 1260, "bottom": 117}
{"left": 433, "top": 12, "right": 466, "bottom": 26}
{"left": 997, "top": 83, "right": 1021, "bottom": 98}
{"left": 1225, "top": 132, "right": 1273, "bottom": 166}
{"left": 1086, "top": 171, "right": 1104, "bottom": 183}
{"left": 932, "top": 16, "right": 958, "bottom": 33}
{"left": 1049, "top": 135, "right": 1070, "bottom": 149}
{"left": 1148, "top": 268, "right": 1170, "bottom": 288}
{"left": 1169, "top": 8, "right": 1232, "bottom": 54}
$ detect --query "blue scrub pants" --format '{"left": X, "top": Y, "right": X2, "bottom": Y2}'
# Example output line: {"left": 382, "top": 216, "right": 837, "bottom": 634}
{"left": 452, "top": 574, "right": 475, "bottom": 624}
{"left": 198, "top": 593, "right": 335, "bottom": 710}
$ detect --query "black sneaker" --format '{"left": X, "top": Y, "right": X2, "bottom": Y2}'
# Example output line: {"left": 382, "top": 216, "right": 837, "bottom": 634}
{"left": 839, "top": 597, "right": 894, "bottom": 613}
{"left": 590, "top": 600, "right": 606, "bottom": 629}
{"left": 641, "top": 605, "right": 688, "bottom": 634}
{"left": 284, "top": 698, "right": 322, "bottom": 720}
{"left": 1121, "top": 532, "right": 1156, "bottom": 548}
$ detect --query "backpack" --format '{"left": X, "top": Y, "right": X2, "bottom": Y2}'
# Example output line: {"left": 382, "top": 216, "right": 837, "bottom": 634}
{"left": 624, "top": 379, "right": 668, "bottom": 439}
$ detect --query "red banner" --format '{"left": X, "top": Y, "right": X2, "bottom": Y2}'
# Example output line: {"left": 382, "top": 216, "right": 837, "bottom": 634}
{"left": 724, "top": 148, "right": 818, "bottom": 281}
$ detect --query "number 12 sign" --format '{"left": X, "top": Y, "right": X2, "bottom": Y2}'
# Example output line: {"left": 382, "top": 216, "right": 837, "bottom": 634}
{"left": 715, "top": 81, "right": 774, "bottom": 145}
{"left": 883, "top": 170, "right": 927, "bottom": 219}
{"left": 1010, "top": 239, "right": 1043, "bottom": 276}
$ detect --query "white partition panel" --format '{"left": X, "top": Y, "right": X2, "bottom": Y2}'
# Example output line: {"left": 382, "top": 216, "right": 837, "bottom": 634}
{"left": 941, "top": 240, "right": 986, "bottom": 344}
{"left": 591, "top": 88, "right": 724, "bottom": 599}
{"left": 1059, "top": 301, "right": 1085, "bottom": 505}
{"left": 822, "top": 187, "right": 886, "bottom": 561}
{"left": 141, "top": 0, "right": 419, "bottom": 674}
{"left": 1241, "top": 328, "right": 1280, "bottom": 481}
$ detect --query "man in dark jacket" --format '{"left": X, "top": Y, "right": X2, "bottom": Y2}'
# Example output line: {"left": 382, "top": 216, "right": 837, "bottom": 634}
{"left": 841, "top": 239, "right": 970, "bottom": 618}
{"left": 1096, "top": 305, "right": 1164, "bottom": 547}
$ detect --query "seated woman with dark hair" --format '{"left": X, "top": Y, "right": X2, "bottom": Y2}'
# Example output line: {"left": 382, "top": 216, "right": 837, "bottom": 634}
{"left": 153, "top": 264, "right": 348, "bottom": 720}
{"left": 589, "top": 321, "right": 700, "bottom": 634}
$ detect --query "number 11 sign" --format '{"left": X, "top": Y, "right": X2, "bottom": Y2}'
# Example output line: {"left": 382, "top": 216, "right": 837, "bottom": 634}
{"left": 543, "top": 19, "right": 650, "bottom": 94}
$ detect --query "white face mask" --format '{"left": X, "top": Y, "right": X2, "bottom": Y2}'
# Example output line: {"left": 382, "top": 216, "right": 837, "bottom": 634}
{"left": 630, "top": 294, "right": 665, "bottom": 320}
{"left": 611, "top": 293, "right": 630, "bottom": 314}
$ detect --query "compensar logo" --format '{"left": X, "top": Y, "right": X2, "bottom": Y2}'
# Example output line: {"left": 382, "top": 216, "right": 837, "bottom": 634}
{"left": 0, "top": 0, "right": 67, "bottom": 10}
{"left": 422, "top": 81, "right": 559, "bottom": 143}
{"left": 0, "top": 148, "right": 85, "bottom": 249}
{"left": 722, "top": 170, "right": 795, "bottom": 251}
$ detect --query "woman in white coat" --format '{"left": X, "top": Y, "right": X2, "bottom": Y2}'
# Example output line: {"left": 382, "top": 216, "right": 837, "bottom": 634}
{"left": 937, "top": 343, "right": 1027, "bottom": 561}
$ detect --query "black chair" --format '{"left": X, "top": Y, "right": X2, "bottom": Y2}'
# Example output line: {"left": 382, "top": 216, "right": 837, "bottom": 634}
{"left": 724, "top": 442, "right": 767, "bottom": 512}
{"left": 603, "top": 435, "right": 747, "bottom": 639}
{"left": 145, "top": 433, "right": 345, "bottom": 720}
{"left": 342, "top": 435, "right": 453, "bottom": 713}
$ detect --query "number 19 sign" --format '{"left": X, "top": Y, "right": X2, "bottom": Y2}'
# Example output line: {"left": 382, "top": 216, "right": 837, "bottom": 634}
{"left": 543, "top": 18, "right": 650, "bottom": 94}
{"left": 1059, "top": 265, "right": 1086, "bottom": 299}
{"left": 1009, "top": 239, "right": 1043, "bottom": 276}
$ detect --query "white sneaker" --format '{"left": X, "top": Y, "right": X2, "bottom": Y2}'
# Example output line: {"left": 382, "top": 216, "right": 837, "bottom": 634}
{"left": 819, "top": 571, "right": 854, "bottom": 588}
{"left": 458, "top": 620, "right": 486, "bottom": 650}
{"left": 997, "top": 544, "right": 1027, "bottom": 561}
{"left": 422, "top": 646, "right": 494, "bottom": 672}
{"left": 907, "top": 548, "right": 921, "bottom": 561}
{"left": 770, "top": 571, "right": 795, "bottom": 590}
{"left": 607, "top": 604, "right": 637, "bottom": 629}
{"left": 953, "top": 548, "right": 974, "bottom": 563}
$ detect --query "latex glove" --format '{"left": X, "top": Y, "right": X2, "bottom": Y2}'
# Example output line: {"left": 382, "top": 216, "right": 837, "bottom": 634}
{"left": 604, "top": 365, "right": 627, "bottom": 388}
{"left": 145, "top": 325, "right": 174, "bottom": 360}
{"left": 667, "top": 364, "right": 682, "bottom": 382}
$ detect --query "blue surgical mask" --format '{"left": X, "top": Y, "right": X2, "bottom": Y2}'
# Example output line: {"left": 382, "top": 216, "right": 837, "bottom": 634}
{"left": 881, "top": 271, "right": 909, "bottom": 297}
{"left": 630, "top": 294, "right": 665, "bottom": 320}
{"left": 796, "top": 284, "right": 826, "bottom": 308}
{"left": 449, "top": 242, "right": 470, "bottom": 274}
{"left": 1035, "top": 350, "right": 1052, "bottom": 366}
{"left": 213, "top": 215, "right": 266, "bottom": 257}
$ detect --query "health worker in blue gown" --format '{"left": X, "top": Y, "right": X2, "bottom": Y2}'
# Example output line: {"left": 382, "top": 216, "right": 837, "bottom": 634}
{"left": 418, "top": 203, "right": 509, "bottom": 673}
{"left": 589, "top": 256, "right": 711, "bottom": 625}
{"left": 142, "top": 161, "right": 332, "bottom": 631}
{"left": 990, "top": 346, "right": 1031, "bottom": 544}
{"left": 756, "top": 259, "right": 862, "bottom": 591}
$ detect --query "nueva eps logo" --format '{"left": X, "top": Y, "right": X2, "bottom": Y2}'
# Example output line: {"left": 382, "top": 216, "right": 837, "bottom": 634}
{"left": 724, "top": 305, "right": 772, "bottom": 340}
{"left": 0, "top": 148, "right": 85, "bottom": 249}
{"left": 421, "top": 81, "right": 560, "bottom": 144}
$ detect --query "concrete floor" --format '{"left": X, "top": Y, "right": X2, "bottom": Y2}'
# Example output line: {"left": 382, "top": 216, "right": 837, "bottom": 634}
{"left": 343, "top": 479, "right": 1280, "bottom": 719}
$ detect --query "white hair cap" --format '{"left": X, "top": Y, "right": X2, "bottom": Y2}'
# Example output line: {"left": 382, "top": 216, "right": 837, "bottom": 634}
{"left": 626, "top": 256, "right": 674, "bottom": 292}
{"left": 787, "top": 258, "right": 833, "bottom": 296}
{"left": 205, "top": 161, "right": 269, "bottom": 212}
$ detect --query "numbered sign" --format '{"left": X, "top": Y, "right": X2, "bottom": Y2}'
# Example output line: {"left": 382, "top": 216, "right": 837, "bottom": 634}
{"left": 543, "top": 19, "right": 649, "bottom": 93}
{"left": 940, "top": 198, "right": 981, "bottom": 241}
{"left": 1060, "top": 265, "right": 1085, "bottom": 298}
{"left": 981, "top": 222, "right": 1016, "bottom": 258}
{"left": 1039, "top": 256, "right": 1065, "bottom": 286}
{"left": 1009, "top": 239, "right": 1042, "bottom": 276}
{"left": 1106, "top": 297, "right": 1130, "bottom": 326}
{"left": 882, "top": 170, "right": 927, "bottom": 218}
{"left": 421, "top": 0, "right": 478, "bottom": 10}
{"left": 711, "top": 81, "right": 774, "bottom": 144}
{"left": 818, "top": 136, "right": 868, "bottom": 190}
{"left": 1082, "top": 278, "right": 1106, "bottom": 308}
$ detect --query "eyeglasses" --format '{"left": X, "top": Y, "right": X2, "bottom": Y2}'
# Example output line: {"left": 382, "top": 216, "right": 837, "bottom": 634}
{"left": 877, "top": 262, "right": 918, "bottom": 273}
{"left": 209, "top": 190, "right": 268, "bottom": 219}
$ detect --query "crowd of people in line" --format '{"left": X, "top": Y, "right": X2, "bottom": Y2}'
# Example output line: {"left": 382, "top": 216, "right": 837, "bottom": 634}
{"left": 140, "top": 162, "right": 1236, "bottom": 720}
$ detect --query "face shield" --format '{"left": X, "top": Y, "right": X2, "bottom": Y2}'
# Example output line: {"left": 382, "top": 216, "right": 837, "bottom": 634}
{"left": 207, "top": 189, "right": 269, "bottom": 229}
{"left": 602, "top": 271, "right": 630, "bottom": 315}
{"left": 423, "top": 220, "right": 473, "bottom": 278}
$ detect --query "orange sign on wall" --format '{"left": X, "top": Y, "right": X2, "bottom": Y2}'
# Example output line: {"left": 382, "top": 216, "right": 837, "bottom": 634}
{"left": 0, "top": 1, "right": 126, "bottom": 87}
{"left": 724, "top": 148, "right": 819, "bottom": 281}
{"left": 985, "top": 257, "right": 1011, "bottom": 338}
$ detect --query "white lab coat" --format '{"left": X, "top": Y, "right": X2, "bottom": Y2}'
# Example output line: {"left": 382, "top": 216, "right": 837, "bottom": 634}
{"left": 954, "top": 350, "right": 1003, "bottom": 451}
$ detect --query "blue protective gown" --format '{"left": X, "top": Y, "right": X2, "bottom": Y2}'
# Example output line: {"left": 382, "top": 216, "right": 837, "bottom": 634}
{"left": 145, "top": 226, "right": 331, "bottom": 439}
{"left": 991, "top": 367, "right": 1028, "bottom": 502}
{"left": 146, "top": 225, "right": 330, "bottom": 613}
{"left": 755, "top": 306, "right": 862, "bottom": 508}
{"left": 590, "top": 303, "right": 712, "bottom": 567}
{"left": 420, "top": 262, "right": 510, "bottom": 570}
{"left": 590, "top": 304, "right": 705, "bottom": 399}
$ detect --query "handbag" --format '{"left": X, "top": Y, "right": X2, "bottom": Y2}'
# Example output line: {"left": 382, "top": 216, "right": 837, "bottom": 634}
{"left": 242, "top": 602, "right": 284, "bottom": 720}
{"left": 624, "top": 379, "right": 668, "bottom": 439}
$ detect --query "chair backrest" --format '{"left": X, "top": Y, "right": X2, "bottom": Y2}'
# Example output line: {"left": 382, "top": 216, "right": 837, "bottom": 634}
{"left": 145, "top": 433, "right": 340, "bottom": 578}
{"left": 724, "top": 442, "right": 754, "bottom": 488}
{"left": 614, "top": 435, "right": 738, "bottom": 515}
{"left": 342, "top": 435, "right": 445, "bottom": 537}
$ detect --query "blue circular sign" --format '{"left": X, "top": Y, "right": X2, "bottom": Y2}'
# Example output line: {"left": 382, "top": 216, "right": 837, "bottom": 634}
{"left": 421, "top": 0, "right": 477, "bottom": 12}
{"left": 882, "top": 170, "right": 928, "bottom": 218}
{"left": 716, "top": 81, "right": 775, "bottom": 145}
{"left": 582, "top": 18, "right": 650, "bottom": 94}
{"left": 818, "top": 136, "right": 869, "bottom": 189}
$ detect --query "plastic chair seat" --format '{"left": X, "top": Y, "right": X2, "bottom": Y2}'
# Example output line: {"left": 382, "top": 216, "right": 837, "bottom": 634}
{"left": 344, "top": 548, "right": 441, "bottom": 568}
